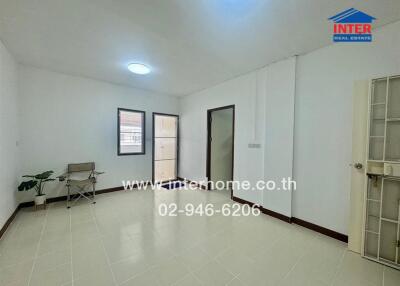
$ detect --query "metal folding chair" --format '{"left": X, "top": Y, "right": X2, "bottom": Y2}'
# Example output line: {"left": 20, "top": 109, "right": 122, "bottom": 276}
{"left": 57, "top": 162, "right": 104, "bottom": 208}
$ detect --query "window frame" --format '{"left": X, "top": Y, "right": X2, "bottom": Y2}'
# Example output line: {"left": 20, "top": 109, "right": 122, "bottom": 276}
{"left": 117, "top": 108, "right": 146, "bottom": 156}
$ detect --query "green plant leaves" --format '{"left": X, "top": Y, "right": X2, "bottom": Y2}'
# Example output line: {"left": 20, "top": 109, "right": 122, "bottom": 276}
{"left": 17, "top": 180, "right": 38, "bottom": 191}
{"left": 22, "top": 171, "right": 54, "bottom": 179}
{"left": 18, "top": 170, "right": 55, "bottom": 194}
{"left": 35, "top": 171, "right": 54, "bottom": 180}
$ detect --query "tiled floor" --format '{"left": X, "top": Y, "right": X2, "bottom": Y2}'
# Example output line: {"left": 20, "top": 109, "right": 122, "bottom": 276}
{"left": 0, "top": 187, "right": 399, "bottom": 286}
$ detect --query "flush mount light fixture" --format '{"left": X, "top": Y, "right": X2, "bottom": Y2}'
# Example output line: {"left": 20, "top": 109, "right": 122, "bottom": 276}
{"left": 128, "top": 63, "right": 151, "bottom": 75}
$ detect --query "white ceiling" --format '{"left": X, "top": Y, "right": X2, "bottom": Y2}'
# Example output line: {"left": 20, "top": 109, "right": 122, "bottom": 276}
{"left": 0, "top": 0, "right": 399, "bottom": 96}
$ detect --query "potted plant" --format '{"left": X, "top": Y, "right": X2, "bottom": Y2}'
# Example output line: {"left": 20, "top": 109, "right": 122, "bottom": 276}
{"left": 18, "top": 171, "right": 55, "bottom": 206}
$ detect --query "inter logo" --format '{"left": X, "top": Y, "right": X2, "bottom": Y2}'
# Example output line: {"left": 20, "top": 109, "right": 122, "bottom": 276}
{"left": 328, "top": 8, "right": 376, "bottom": 42}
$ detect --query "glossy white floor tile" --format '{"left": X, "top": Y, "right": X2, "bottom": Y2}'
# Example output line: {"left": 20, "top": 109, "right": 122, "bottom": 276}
{"left": 0, "top": 187, "right": 399, "bottom": 286}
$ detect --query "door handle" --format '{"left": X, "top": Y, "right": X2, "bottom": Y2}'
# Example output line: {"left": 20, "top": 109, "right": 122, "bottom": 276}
{"left": 354, "top": 163, "right": 363, "bottom": 169}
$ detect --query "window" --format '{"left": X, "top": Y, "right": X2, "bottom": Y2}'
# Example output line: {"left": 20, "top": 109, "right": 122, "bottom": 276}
{"left": 118, "top": 108, "right": 145, "bottom": 155}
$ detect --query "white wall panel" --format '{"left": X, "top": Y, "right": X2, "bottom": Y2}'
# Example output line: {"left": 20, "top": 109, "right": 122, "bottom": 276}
{"left": 18, "top": 66, "right": 179, "bottom": 201}
{"left": 0, "top": 40, "right": 19, "bottom": 228}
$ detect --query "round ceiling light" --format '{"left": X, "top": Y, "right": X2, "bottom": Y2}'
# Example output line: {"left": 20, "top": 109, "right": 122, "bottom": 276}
{"left": 128, "top": 63, "right": 151, "bottom": 75}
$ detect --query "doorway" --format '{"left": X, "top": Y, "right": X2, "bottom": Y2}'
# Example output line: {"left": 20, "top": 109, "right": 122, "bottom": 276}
{"left": 152, "top": 113, "right": 179, "bottom": 183}
{"left": 206, "top": 105, "right": 235, "bottom": 197}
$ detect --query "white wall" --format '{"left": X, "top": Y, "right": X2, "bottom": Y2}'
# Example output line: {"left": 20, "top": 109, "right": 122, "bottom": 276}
{"left": 0, "top": 40, "right": 19, "bottom": 228}
{"left": 263, "top": 58, "right": 296, "bottom": 217}
{"left": 179, "top": 57, "right": 296, "bottom": 208}
{"left": 180, "top": 20, "right": 400, "bottom": 235}
{"left": 18, "top": 66, "right": 179, "bottom": 202}
{"left": 293, "top": 21, "right": 400, "bottom": 234}
{"left": 179, "top": 71, "right": 264, "bottom": 204}
{"left": 5, "top": 19, "right": 400, "bottom": 235}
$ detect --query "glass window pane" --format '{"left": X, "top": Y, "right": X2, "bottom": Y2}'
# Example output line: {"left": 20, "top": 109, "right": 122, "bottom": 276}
{"left": 364, "top": 232, "right": 378, "bottom": 258}
{"left": 387, "top": 77, "right": 400, "bottom": 118}
{"left": 382, "top": 179, "right": 400, "bottom": 221}
{"left": 379, "top": 221, "right": 397, "bottom": 262}
{"left": 385, "top": 121, "right": 400, "bottom": 161}
{"left": 372, "top": 79, "right": 386, "bottom": 104}
{"left": 118, "top": 109, "right": 145, "bottom": 155}
{"left": 155, "top": 115, "right": 177, "bottom": 137}
{"left": 154, "top": 160, "right": 176, "bottom": 182}
{"left": 369, "top": 138, "right": 384, "bottom": 160}
{"left": 155, "top": 138, "right": 176, "bottom": 160}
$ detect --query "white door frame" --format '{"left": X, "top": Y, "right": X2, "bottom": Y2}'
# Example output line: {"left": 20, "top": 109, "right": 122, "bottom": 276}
{"left": 348, "top": 80, "right": 370, "bottom": 253}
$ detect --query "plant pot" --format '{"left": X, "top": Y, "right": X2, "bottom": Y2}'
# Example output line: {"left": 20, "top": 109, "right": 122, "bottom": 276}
{"left": 34, "top": 194, "right": 46, "bottom": 206}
